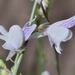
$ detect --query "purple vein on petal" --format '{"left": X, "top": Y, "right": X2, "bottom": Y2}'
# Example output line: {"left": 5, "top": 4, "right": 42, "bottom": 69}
{"left": 22, "top": 23, "right": 37, "bottom": 41}
{"left": 51, "top": 16, "right": 75, "bottom": 28}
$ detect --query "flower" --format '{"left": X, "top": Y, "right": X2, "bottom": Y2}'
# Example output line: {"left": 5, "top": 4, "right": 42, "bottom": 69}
{"left": 33, "top": 16, "right": 75, "bottom": 54}
{"left": 45, "top": 25, "right": 72, "bottom": 54}
{"left": 41, "top": 71, "right": 50, "bottom": 75}
{"left": 0, "top": 25, "right": 24, "bottom": 61}
{"left": 44, "top": 16, "right": 75, "bottom": 54}
{"left": 0, "top": 23, "right": 36, "bottom": 61}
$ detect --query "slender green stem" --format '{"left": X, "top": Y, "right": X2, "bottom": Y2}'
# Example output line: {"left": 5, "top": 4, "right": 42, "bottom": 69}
{"left": 11, "top": 53, "right": 23, "bottom": 75}
{"left": 11, "top": 49, "right": 24, "bottom": 75}
{"left": 29, "top": 0, "right": 37, "bottom": 25}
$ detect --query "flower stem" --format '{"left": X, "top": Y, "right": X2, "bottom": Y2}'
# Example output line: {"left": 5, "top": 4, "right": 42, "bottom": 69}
{"left": 29, "top": 0, "right": 37, "bottom": 25}
{"left": 11, "top": 54, "right": 23, "bottom": 75}
{"left": 11, "top": 49, "right": 24, "bottom": 75}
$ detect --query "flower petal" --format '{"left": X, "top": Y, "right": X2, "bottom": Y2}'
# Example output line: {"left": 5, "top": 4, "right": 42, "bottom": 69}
{"left": 0, "top": 25, "right": 7, "bottom": 35}
{"left": 0, "top": 25, "right": 7, "bottom": 42}
{"left": 22, "top": 23, "right": 37, "bottom": 41}
{"left": 6, "top": 25, "right": 24, "bottom": 50}
{"left": 48, "top": 35, "right": 62, "bottom": 54}
{"left": 55, "top": 42, "right": 62, "bottom": 54}
{"left": 0, "top": 35, "right": 7, "bottom": 41}
{"left": 47, "top": 34, "right": 54, "bottom": 47}
{"left": 55, "top": 29, "right": 72, "bottom": 54}
{"left": 1, "top": 25, "right": 24, "bottom": 53}
{"left": 51, "top": 16, "right": 75, "bottom": 28}
{"left": 46, "top": 26, "right": 69, "bottom": 42}
{"left": 2, "top": 42, "right": 15, "bottom": 51}
{"left": 63, "top": 29, "right": 73, "bottom": 41}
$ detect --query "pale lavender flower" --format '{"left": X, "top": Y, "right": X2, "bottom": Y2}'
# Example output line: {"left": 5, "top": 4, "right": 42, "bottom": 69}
{"left": 45, "top": 26, "right": 72, "bottom": 54}
{"left": 33, "top": 16, "right": 75, "bottom": 54}
{"left": 0, "top": 23, "right": 36, "bottom": 61}
{"left": 44, "top": 16, "right": 75, "bottom": 54}
{"left": 0, "top": 25, "right": 24, "bottom": 61}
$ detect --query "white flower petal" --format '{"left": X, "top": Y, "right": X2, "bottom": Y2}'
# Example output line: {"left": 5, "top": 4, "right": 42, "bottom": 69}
{"left": 0, "top": 25, "right": 7, "bottom": 35}
{"left": 55, "top": 42, "right": 62, "bottom": 54}
{"left": 6, "top": 25, "right": 24, "bottom": 50}
{"left": 48, "top": 34, "right": 62, "bottom": 54}
{"left": 63, "top": 30, "right": 73, "bottom": 41}
{"left": 47, "top": 34, "right": 54, "bottom": 47}
{"left": 0, "top": 35, "right": 7, "bottom": 41}
{"left": 2, "top": 42, "right": 15, "bottom": 51}
{"left": 46, "top": 26, "right": 70, "bottom": 43}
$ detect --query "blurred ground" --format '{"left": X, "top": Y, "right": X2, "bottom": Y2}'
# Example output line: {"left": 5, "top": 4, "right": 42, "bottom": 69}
{"left": 0, "top": 0, "right": 75, "bottom": 75}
